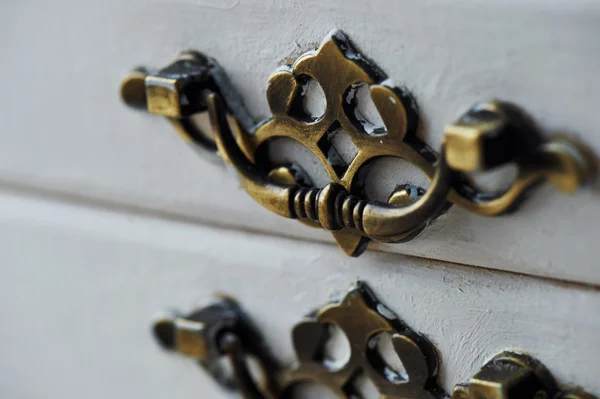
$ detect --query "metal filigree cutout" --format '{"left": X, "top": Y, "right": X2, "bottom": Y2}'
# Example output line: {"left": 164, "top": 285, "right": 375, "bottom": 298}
{"left": 246, "top": 31, "right": 439, "bottom": 256}
{"left": 122, "top": 30, "right": 595, "bottom": 257}
{"left": 278, "top": 282, "right": 443, "bottom": 398}
{"left": 151, "top": 281, "right": 595, "bottom": 399}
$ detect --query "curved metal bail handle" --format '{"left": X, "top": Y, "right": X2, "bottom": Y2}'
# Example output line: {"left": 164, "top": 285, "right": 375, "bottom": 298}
{"left": 206, "top": 92, "right": 454, "bottom": 242}
{"left": 362, "top": 150, "right": 453, "bottom": 241}
{"left": 121, "top": 48, "right": 595, "bottom": 244}
{"left": 206, "top": 92, "right": 303, "bottom": 218}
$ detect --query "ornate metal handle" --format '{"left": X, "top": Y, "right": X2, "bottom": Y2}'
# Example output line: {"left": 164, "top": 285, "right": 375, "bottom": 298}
{"left": 121, "top": 30, "right": 595, "bottom": 257}
{"left": 152, "top": 282, "right": 594, "bottom": 399}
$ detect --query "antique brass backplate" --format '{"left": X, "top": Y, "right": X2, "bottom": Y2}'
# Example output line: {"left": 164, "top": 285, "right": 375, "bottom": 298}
{"left": 152, "top": 282, "right": 594, "bottom": 399}
{"left": 121, "top": 30, "right": 595, "bottom": 257}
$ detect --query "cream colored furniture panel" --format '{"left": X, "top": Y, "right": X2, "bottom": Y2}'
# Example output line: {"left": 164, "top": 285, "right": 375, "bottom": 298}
{"left": 0, "top": 188, "right": 599, "bottom": 398}
{"left": 1, "top": 0, "right": 600, "bottom": 284}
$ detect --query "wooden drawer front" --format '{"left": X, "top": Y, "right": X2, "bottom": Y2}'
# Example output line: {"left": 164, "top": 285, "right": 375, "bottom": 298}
{"left": 0, "top": 190, "right": 599, "bottom": 398}
{"left": 2, "top": 0, "right": 600, "bottom": 284}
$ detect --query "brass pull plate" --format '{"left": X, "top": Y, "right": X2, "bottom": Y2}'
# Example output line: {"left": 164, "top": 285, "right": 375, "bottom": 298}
{"left": 152, "top": 282, "right": 594, "bottom": 399}
{"left": 121, "top": 30, "right": 595, "bottom": 257}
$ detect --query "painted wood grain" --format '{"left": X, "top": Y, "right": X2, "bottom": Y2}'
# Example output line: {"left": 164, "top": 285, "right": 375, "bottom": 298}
{"left": 1, "top": 0, "right": 599, "bottom": 284}
{"left": 0, "top": 188, "right": 598, "bottom": 398}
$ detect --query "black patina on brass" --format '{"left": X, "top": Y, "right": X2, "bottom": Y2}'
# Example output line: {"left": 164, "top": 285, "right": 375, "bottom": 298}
{"left": 151, "top": 282, "right": 595, "bottom": 399}
{"left": 122, "top": 31, "right": 595, "bottom": 257}
{"left": 151, "top": 298, "right": 279, "bottom": 394}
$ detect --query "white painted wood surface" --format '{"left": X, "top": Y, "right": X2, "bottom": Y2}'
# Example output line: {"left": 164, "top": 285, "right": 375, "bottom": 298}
{"left": 1, "top": 0, "right": 600, "bottom": 284}
{"left": 0, "top": 188, "right": 599, "bottom": 398}
{"left": 1, "top": 2, "right": 600, "bottom": 396}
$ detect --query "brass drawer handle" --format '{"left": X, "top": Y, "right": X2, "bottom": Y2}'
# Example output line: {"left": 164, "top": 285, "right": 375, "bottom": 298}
{"left": 152, "top": 282, "right": 594, "bottom": 399}
{"left": 121, "top": 30, "right": 595, "bottom": 257}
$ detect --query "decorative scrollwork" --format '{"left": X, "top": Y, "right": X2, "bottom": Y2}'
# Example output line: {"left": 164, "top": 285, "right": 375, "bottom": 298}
{"left": 121, "top": 30, "right": 595, "bottom": 257}
{"left": 278, "top": 281, "right": 444, "bottom": 398}
{"left": 151, "top": 281, "right": 596, "bottom": 399}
